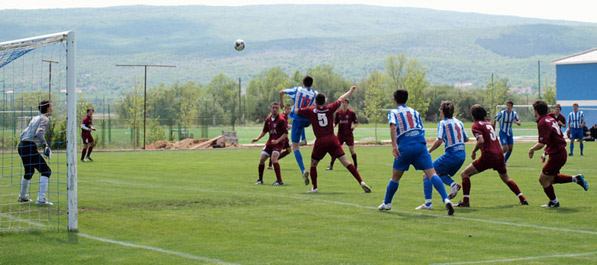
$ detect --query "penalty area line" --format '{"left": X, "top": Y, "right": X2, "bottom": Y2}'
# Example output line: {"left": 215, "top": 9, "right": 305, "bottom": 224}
{"left": 78, "top": 233, "right": 242, "bottom": 265}
{"left": 430, "top": 251, "right": 597, "bottom": 264}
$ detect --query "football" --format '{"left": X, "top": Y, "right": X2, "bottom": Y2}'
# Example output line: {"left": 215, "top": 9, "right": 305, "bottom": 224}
{"left": 234, "top": 39, "right": 245, "bottom": 51}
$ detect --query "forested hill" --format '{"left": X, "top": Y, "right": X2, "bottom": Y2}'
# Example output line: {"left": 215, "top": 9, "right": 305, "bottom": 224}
{"left": 1, "top": 4, "right": 597, "bottom": 99}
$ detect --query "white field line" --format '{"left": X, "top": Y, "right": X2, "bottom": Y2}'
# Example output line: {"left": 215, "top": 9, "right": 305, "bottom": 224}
{"left": 0, "top": 213, "right": 241, "bottom": 265}
{"left": 87, "top": 179, "right": 597, "bottom": 235}
{"left": 430, "top": 251, "right": 597, "bottom": 265}
{"left": 78, "top": 233, "right": 241, "bottom": 265}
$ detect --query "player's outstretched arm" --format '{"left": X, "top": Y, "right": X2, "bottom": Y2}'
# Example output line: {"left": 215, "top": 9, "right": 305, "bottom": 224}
{"left": 279, "top": 90, "right": 286, "bottom": 108}
{"left": 337, "top": 85, "right": 356, "bottom": 103}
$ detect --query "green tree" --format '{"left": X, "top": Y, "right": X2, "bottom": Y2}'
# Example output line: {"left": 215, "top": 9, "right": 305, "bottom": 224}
{"left": 115, "top": 84, "right": 144, "bottom": 147}
{"left": 484, "top": 74, "right": 510, "bottom": 117}
{"left": 404, "top": 59, "right": 430, "bottom": 115}
{"left": 363, "top": 70, "right": 386, "bottom": 142}
{"left": 245, "top": 67, "right": 289, "bottom": 122}
{"left": 385, "top": 54, "right": 407, "bottom": 90}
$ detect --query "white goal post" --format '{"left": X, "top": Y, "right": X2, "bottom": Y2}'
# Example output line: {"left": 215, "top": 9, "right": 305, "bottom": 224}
{"left": 0, "top": 31, "right": 77, "bottom": 232}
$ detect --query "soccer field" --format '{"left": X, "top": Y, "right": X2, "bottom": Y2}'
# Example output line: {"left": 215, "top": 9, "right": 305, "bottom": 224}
{"left": 1, "top": 143, "right": 596, "bottom": 264}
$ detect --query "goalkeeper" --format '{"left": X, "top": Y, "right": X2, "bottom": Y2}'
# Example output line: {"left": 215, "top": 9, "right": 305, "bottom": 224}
{"left": 17, "top": 100, "right": 54, "bottom": 205}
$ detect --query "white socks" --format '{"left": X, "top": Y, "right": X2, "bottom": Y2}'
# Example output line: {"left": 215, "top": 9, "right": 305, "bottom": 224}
{"left": 38, "top": 175, "right": 49, "bottom": 200}
{"left": 20, "top": 178, "right": 30, "bottom": 197}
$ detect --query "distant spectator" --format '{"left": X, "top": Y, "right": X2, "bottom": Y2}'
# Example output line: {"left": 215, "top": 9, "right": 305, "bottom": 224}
{"left": 582, "top": 126, "right": 591, "bottom": 141}
{"left": 589, "top": 124, "right": 597, "bottom": 141}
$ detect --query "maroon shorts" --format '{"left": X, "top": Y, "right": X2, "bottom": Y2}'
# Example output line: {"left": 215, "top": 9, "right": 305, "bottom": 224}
{"left": 311, "top": 135, "right": 345, "bottom": 161}
{"left": 543, "top": 150, "right": 567, "bottom": 176}
{"left": 262, "top": 142, "right": 284, "bottom": 156}
{"left": 82, "top": 133, "right": 94, "bottom": 144}
{"left": 337, "top": 134, "right": 354, "bottom": 146}
{"left": 473, "top": 154, "right": 507, "bottom": 174}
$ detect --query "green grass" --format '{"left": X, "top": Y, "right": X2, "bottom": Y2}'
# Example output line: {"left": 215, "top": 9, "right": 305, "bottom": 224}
{"left": 1, "top": 142, "right": 596, "bottom": 264}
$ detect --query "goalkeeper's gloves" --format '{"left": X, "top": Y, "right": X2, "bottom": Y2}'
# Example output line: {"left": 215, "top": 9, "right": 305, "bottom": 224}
{"left": 43, "top": 146, "right": 52, "bottom": 160}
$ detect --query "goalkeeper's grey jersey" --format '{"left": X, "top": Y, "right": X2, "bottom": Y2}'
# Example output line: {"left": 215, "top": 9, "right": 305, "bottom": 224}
{"left": 20, "top": 114, "right": 50, "bottom": 146}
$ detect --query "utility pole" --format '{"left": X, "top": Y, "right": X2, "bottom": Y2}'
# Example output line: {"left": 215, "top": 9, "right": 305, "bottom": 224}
{"left": 238, "top": 77, "right": 242, "bottom": 126}
{"left": 538, "top": 60, "right": 541, "bottom": 99}
{"left": 116, "top": 64, "right": 175, "bottom": 149}
{"left": 42, "top": 59, "right": 59, "bottom": 101}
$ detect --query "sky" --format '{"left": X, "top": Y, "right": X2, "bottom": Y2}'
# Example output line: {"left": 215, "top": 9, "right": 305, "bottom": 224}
{"left": 1, "top": 0, "right": 595, "bottom": 24}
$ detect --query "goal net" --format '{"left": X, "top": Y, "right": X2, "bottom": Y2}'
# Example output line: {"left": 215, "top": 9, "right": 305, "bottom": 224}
{"left": 0, "top": 32, "right": 77, "bottom": 232}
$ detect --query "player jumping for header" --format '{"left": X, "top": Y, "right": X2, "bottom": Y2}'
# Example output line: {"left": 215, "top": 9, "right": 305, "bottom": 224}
{"left": 280, "top": 75, "right": 318, "bottom": 185}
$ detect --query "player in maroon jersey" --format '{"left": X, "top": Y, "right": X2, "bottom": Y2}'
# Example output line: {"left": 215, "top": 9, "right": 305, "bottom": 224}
{"left": 542, "top": 104, "right": 566, "bottom": 163}
{"left": 296, "top": 86, "right": 371, "bottom": 193}
{"left": 529, "top": 100, "right": 588, "bottom": 208}
{"left": 251, "top": 102, "right": 288, "bottom": 185}
{"left": 326, "top": 99, "right": 359, "bottom": 170}
{"left": 455, "top": 104, "right": 528, "bottom": 207}
{"left": 81, "top": 108, "right": 96, "bottom": 162}
{"left": 268, "top": 104, "right": 292, "bottom": 169}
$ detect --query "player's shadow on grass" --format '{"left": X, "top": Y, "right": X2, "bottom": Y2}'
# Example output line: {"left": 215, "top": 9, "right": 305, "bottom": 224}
{"left": 378, "top": 211, "right": 457, "bottom": 220}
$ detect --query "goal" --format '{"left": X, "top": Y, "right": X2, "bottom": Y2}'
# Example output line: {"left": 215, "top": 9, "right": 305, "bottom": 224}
{"left": 0, "top": 32, "right": 77, "bottom": 232}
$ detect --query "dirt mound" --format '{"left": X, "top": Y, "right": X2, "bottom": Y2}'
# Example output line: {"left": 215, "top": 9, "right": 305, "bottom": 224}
{"left": 146, "top": 137, "right": 226, "bottom": 150}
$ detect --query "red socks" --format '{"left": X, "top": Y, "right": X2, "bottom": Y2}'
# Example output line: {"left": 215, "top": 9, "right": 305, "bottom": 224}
{"left": 258, "top": 164, "right": 265, "bottom": 180}
{"left": 351, "top": 154, "right": 358, "bottom": 168}
{"left": 310, "top": 166, "right": 318, "bottom": 189}
{"left": 273, "top": 163, "right": 282, "bottom": 182}
{"left": 346, "top": 164, "right": 362, "bottom": 183}
{"left": 506, "top": 180, "right": 526, "bottom": 202}
{"left": 543, "top": 184, "right": 557, "bottom": 200}
{"left": 554, "top": 174, "right": 573, "bottom": 183}
{"left": 462, "top": 178, "right": 471, "bottom": 203}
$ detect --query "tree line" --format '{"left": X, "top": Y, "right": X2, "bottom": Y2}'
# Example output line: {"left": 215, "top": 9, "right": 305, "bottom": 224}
{"left": 109, "top": 53, "right": 554, "bottom": 129}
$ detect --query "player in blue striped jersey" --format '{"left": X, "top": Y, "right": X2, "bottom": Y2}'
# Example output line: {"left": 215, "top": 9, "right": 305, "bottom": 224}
{"left": 279, "top": 75, "right": 318, "bottom": 184}
{"left": 567, "top": 103, "right": 585, "bottom": 156}
{"left": 416, "top": 101, "right": 469, "bottom": 210}
{"left": 492, "top": 101, "right": 521, "bottom": 164}
{"left": 378, "top": 90, "right": 454, "bottom": 215}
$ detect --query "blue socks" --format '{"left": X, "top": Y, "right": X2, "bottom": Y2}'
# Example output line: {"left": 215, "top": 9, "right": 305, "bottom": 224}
{"left": 431, "top": 175, "right": 449, "bottom": 201}
{"left": 504, "top": 151, "right": 511, "bottom": 163}
{"left": 570, "top": 142, "right": 574, "bottom": 154}
{"left": 384, "top": 179, "right": 399, "bottom": 204}
{"left": 580, "top": 143, "right": 584, "bottom": 155}
{"left": 294, "top": 149, "right": 305, "bottom": 172}
{"left": 423, "top": 178, "right": 432, "bottom": 201}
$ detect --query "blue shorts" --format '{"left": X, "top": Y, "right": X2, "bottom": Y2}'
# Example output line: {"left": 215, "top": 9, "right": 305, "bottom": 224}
{"left": 569, "top": 128, "right": 583, "bottom": 140}
{"left": 433, "top": 151, "right": 466, "bottom": 177}
{"left": 291, "top": 119, "right": 311, "bottom": 143}
{"left": 499, "top": 131, "right": 514, "bottom": 146}
{"left": 393, "top": 143, "right": 434, "bottom": 171}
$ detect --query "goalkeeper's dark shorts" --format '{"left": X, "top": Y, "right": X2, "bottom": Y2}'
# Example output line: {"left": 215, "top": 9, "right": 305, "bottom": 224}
{"left": 17, "top": 141, "right": 51, "bottom": 180}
